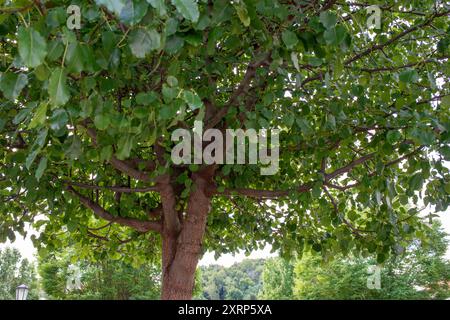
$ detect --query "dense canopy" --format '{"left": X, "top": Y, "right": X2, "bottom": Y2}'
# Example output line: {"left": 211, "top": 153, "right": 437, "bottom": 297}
{"left": 0, "top": 0, "right": 449, "bottom": 298}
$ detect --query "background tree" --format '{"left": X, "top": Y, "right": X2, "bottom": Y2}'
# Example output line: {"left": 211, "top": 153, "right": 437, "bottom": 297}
{"left": 38, "top": 250, "right": 161, "bottom": 299}
{"left": 0, "top": 247, "right": 39, "bottom": 300}
{"left": 293, "top": 222, "right": 450, "bottom": 299}
{"left": 38, "top": 255, "right": 67, "bottom": 299}
{"left": 0, "top": 0, "right": 449, "bottom": 299}
{"left": 259, "top": 257, "right": 294, "bottom": 299}
{"left": 199, "top": 259, "right": 264, "bottom": 300}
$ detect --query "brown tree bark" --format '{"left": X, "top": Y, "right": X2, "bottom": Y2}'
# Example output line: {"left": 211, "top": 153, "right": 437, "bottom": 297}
{"left": 160, "top": 168, "right": 215, "bottom": 300}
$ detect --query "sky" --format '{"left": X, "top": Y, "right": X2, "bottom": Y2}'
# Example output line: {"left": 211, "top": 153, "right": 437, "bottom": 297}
{"left": 1, "top": 210, "right": 450, "bottom": 264}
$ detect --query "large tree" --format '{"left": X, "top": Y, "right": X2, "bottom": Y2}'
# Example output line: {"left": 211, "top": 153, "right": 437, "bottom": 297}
{"left": 293, "top": 222, "right": 450, "bottom": 300}
{"left": 0, "top": 247, "right": 39, "bottom": 300}
{"left": 200, "top": 259, "right": 264, "bottom": 300}
{"left": 259, "top": 257, "right": 294, "bottom": 299}
{"left": 0, "top": 0, "right": 449, "bottom": 299}
{"left": 38, "top": 249, "right": 161, "bottom": 300}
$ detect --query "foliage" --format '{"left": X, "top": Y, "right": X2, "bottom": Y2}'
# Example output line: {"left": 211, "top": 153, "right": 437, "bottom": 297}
{"left": 199, "top": 259, "right": 264, "bottom": 300}
{"left": 259, "top": 257, "right": 294, "bottom": 299}
{"left": 38, "top": 255, "right": 67, "bottom": 299}
{"left": 0, "top": 0, "right": 450, "bottom": 297}
{"left": 0, "top": 247, "right": 39, "bottom": 300}
{"left": 38, "top": 250, "right": 161, "bottom": 300}
{"left": 293, "top": 222, "right": 450, "bottom": 300}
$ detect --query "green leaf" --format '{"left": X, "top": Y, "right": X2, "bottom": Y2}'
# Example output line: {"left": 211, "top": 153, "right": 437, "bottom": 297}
{"left": 308, "top": 57, "right": 323, "bottom": 67}
{"left": 0, "top": 73, "right": 28, "bottom": 101}
{"left": 319, "top": 11, "right": 337, "bottom": 29}
{"left": 26, "top": 149, "right": 40, "bottom": 171}
{"left": 95, "top": 0, "right": 126, "bottom": 15}
{"left": 67, "top": 220, "right": 78, "bottom": 232}
{"left": 291, "top": 52, "right": 300, "bottom": 72}
{"left": 166, "top": 76, "right": 179, "bottom": 87}
{"left": 195, "top": 13, "right": 210, "bottom": 30}
{"left": 65, "top": 43, "right": 95, "bottom": 73}
{"left": 183, "top": 90, "right": 203, "bottom": 110}
{"left": 171, "top": 0, "right": 199, "bottom": 23}
{"left": 100, "top": 145, "right": 114, "bottom": 161}
{"left": 427, "top": 72, "right": 436, "bottom": 90}
{"left": 399, "top": 69, "right": 419, "bottom": 83}
{"left": 234, "top": 3, "right": 250, "bottom": 27}
{"left": 94, "top": 113, "right": 111, "bottom": 130}
{"left": 410, "top": 127, "right": 435, "bottom": 145}
{"left": 386, "top": 130, "right": 402, "bottom": 145}
{"left": 444, "top": 182, "right": 450, "bottom": 194}
{"left": 65, "top": 43, "right": 84, "bottom": 73}
{"left": 283, "top": 113, "right": 294, "bottom": 128}
{"left": 296, "top": 118, "right": 313, "bottom": 136}
{"left": 119, "top": 0, "right": 148, "bottom": 25}
{"left": 28, "top": 102, "right": 48, "bottom": 129}
{"left": 26, "top": 128, "right": 48, "bottom": 170}
{"left": 441, "top": 95, "right": 450, "bottom": 109}
{"left": 48, "top": 68, "right": 70, "bottom": 107}
{"left": 35, "top": 157, "right": 48, "bottom": 181}
{"left": 50, "top": 109, "right": 69, "bottom": 131}
{"left": 129, "top": 28, "right": 161, "bottom": 58}
{"left": 34, "top": 64, "right": 50, "bottom": 81}
{"left": 65, "top": 135, "right": 82, "bottom": 160}
{"left": 147, "top": 0, "right": 167, "bottom": 16}
{"left": 324, "top": 26, "right": 346, "bottom": 46}
{"left": 165, "top": 36, "right": 185, "bottom": 54}
{"left": 409, "top": 173, "right": 424, "bottom": 191}
{"left": 80, "top": 99, "right": 93, "bottom": 119}
{"left": 17, "top": 27, "right": 47, "bottom": 68}
{"left": 13, "top": 106, "right": 33, "bottom": 125}
{"left": 159, "top": 104, "right": 175, "bottom": 119}
{"left": 136, "top": 91, "right": 158, "bottom": 105}
{"left": 441, "top": 146, "right": 450, "bottom": 161}
{"left": 116, "top": 134, "right": 134, "bottom": 160}
{"left": 184, "top": 33, "right": 202, "bottom": 47}
{"left": 46, "top": 7, "right": 67, "bottom": 28}
{"left": 326, "top": 114, "right": 336, "bottom": 130}
{"left": 47, "top": 40, "right": 64, "bottom": 61}
{"left": 282, "top": 30, "right": 298, "bottom": 50}
{"left": 162, "top": 84, "right": 178, "bottom": 102}
{"left": 165, "top": 17, "right": 179, "bottom": 36}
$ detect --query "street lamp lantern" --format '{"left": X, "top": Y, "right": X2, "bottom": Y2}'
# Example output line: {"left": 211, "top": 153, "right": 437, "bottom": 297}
{"left": 16, "top": 284, "right": 29, "bottom": 300}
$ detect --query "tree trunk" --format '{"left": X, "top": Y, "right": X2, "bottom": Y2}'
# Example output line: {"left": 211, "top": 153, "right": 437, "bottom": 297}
{"left": 160, "top": 170, "right": 214, "bottom": 300}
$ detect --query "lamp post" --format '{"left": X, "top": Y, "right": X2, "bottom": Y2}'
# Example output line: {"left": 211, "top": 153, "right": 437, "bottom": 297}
{"left": 16, "top": 284, "right": 29, "bottom": 300}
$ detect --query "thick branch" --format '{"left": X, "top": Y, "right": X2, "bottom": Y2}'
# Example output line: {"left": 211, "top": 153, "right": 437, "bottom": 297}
{"left": 206, "top": 52, "right": 272, "bottom": 129}
{"left": 157, "top": 175, "right": 181, "bottom": 236}
{"left": 219, "top": 145, "right": 424, "bottom": 199}
{"left": 345, "top": 10, "right": 450, "bottom": 65}
{"left": 357, "top": 56, "right": 449, "bottom": 73}
{"left": 66, "top": 186, "right": 162, "bottom": 233}
{"left": 87, "top": 230, "right": 135, "bottom": 244}
{"left": 325, "top": 152, "right": 376, "bottom": 181}
{"left": 219, "top": 183, "right": 313, "bottom": 199}
{"left": 302, "top": 10, "right": 450, "bottom": 86}
{"left": 323, "top": 186, "right": 369, "bottom": 236}
{"left": 217, "top": 153, "right": 374, "bottom": 199}
{"left": 65, "top": 181, "right": 159, "bottom": 193}
{"left": 325, "top": 147, "right": 424, "bottom": 191}
{"left": 79, "top": 122, "right": 154, "bottom": 182}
